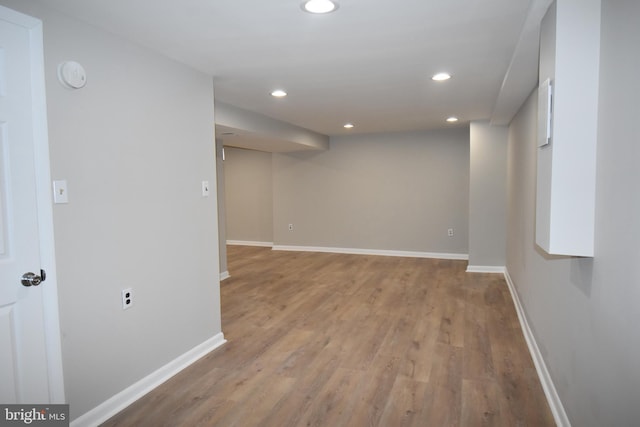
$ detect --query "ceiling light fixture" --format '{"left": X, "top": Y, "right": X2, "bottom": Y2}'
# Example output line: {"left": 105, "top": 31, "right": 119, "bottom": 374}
{"left": 343, "top": 123, "right": 354, "bottom": 129}
{"left": 302, "top": 0, "right": 338, "bottom": 14}
{"left": 271, "top": 89, "right": 287, "bottom": 97}
{"left": 446, "top": 116, "right": 459, "bottom": 123}
{"left": 432, "top": 72, "right": 452, "bottom": 81}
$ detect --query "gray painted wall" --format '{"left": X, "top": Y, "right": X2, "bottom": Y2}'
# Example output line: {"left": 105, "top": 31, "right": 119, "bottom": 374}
{"left": 224, "top": 147, "right": 274, "bottom": 244}
{"left": 0, "top": 0, "right": 222, "bottom": 420}
{"left": 468, "top": 121, "right": 508, "bottom": 267}
{"left": 272, "top": 130, "right": 470, "bottom": 254}
{"left": 216, "top": 140, "right": 228, "bottom": 275}
{"left": 506, "top": 1, "right": 640, "bottom": 424}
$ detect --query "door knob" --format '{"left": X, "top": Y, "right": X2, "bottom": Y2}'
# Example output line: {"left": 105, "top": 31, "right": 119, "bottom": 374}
{"left": 21, "top": 272, "right": 43, "bottom": 287}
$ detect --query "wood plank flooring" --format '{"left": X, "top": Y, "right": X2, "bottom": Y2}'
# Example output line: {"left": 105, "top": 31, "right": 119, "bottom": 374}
{"left": 102, "top": 246, "right": 555, "bottom": 426}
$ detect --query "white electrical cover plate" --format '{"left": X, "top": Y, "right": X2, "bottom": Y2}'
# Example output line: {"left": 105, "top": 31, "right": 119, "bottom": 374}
{"left": 58, "top": 61, "right": 87, "bottom": 89}
{"left": 52, "top": 180, "right": 69, "bottom": 204}
{"left": 202, "top": 180, "right": 210, "bottom": 197}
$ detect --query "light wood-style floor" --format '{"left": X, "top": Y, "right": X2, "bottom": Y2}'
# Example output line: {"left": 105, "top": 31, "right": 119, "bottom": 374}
{"left": 102, "top": 246, "right": 555, "bottom": 426}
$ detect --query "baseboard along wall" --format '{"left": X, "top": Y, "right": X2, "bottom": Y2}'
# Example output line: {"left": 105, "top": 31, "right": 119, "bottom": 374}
{"left": 466, "top": 265, "right": 506, "bottom": 273}
{"left": 503, "top": 269, "right": 571, "bottom": 427}
{"left": 272, "top": 245, "right": 469, "bottom": 260}
{"left": 70, "top": 333, "right": 226, "bottom": 427}
{"left": 226, "top": 240, "right": 274, "bottom": 247}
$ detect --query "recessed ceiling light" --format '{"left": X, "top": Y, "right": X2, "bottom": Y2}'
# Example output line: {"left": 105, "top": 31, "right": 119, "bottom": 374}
{"left": 271, "top": 89, "right": 287, "bottom": 97}
{"left": 432, "top": 73, "right": 452, "bottom": 81}
{"left": 343, "top": 123, "right": 354, "bottom": 129}
{"left": 446, "top": 116, "right": 459, "bottom": 123}
{"left": 302, "top": 0, "right": 338, "bottom": 14}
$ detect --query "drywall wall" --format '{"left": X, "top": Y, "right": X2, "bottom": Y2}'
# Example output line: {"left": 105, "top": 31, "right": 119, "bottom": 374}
{"left": 0, "top": 0, "right": 222, "bottom": 420}
{"left": 272, "top": 129, "right": 470, "bottom": 255}
{"left": 216, "top": 139, "right": 228, "bottom": 276}
{"left": 468, "top": 121, "right": 507, "bottom": 268}
{"left": 224, "top": 147, "right": 274, "bottom": 244}
{"left": 506, "top": 1, "right": 640, "bottom": 424}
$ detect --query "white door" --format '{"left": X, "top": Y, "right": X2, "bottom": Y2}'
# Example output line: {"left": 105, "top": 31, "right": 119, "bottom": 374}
{"left": 0, "top": 6, "right": 65, "bottom": 404}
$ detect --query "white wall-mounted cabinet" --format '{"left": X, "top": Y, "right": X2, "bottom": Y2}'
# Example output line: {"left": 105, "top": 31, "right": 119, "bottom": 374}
{"left": 536, "top": 0, "right": 600, "bottom": 257}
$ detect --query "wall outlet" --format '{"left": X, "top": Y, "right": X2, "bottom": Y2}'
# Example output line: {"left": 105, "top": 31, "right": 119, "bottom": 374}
{"left": 447, "top": 228, "right": 454, "bottom": 237}
{"left": 288, "top": 224, "right": 294, "bottom": 231}
{"left": 121, "top": 288, "right": 133, "bottom": 310}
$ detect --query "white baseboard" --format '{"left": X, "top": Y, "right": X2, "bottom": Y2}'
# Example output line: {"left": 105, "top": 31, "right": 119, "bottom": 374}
{"left": 503, "top": 269, "right": 571, "bottom": 427}
{"left": 466, "top": 265, "right": 506, "bottom": 273}
{"left": 71, "top": 332, "right": 226, "bottom": 427}
{"left": 272, "top": 245, "right": 468, "bottom": 260}
{"left": 220, "top": 271, "right": 230, "bottom": 281}
{"left": 226, "top": 240, "right": 273, "bottom": 247}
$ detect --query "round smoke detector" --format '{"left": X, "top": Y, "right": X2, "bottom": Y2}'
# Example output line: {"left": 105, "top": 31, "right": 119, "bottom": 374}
{"left": 58, "top": 61, "right": 87, "bottom": 89}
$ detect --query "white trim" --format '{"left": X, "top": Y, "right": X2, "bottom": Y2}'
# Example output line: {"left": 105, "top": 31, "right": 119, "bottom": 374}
{"left": 272, "top": 245, "right": 469, "bottom": 260}
{"left": 0, "top": 5, "right": 67, "bottom": 403}
{"left": 220, "top": 271, "right": 230, "bottom": 281}
{"left": 466, "top": 265, "right": 506, "bottom": 273}
{"left": 226, "top": 240, "right": 273, "bottom": 247}
{"left": 71, "top": 332, "right": 226, "bottom": 427}
{"left": 31, "top": 12, "right": 67, "bottom": 406}
{"left": 0, "top": 4, "right": 38, "bottom": 27}
{"left": 503, "top": 269, "right": 571, "bottom": 427}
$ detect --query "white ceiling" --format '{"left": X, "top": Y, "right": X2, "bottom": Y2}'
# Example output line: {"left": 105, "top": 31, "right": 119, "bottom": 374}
{"left": 41, "top": 0, "right": 547, "bottom": 142}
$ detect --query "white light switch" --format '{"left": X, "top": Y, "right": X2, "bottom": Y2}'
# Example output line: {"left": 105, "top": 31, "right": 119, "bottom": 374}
{"left": 53, "top": 180, "right": 69, "bottom": 204}
{"left": 201, "top": 180, "right": 210, "bottom": 197}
